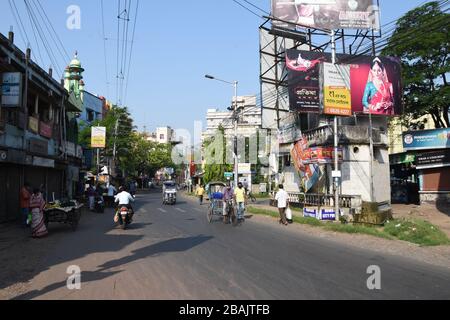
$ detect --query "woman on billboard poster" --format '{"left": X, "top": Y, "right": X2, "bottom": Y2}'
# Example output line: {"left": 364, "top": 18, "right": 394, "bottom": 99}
{"left": 362, "top": 57, "right": 395, "bottom": 115}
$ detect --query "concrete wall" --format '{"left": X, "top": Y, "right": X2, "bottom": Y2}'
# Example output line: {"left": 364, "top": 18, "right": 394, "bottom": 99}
{"left": 339, "top": 144, "right": 391, "bottom": 203}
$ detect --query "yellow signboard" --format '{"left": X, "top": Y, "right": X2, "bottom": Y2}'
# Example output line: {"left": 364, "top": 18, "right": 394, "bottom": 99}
{"left": 29, "top": 117, "right": 39, "bottom": 133}
{"left": 91, "top": 127, "right": 106, "bottom": 148}
{"left": 321, "top": 62, "right": 352, "bottom": 117}
{"left": 323, "top": 87, "right": 352, "bottom": 116}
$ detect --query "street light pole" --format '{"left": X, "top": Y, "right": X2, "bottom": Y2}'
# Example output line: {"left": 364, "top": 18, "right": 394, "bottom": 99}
{"left": 233, "top": 80, "right": 239, "bottom": 189}
{"left": 205, "top": 74, "right": 239, "bottom": 188}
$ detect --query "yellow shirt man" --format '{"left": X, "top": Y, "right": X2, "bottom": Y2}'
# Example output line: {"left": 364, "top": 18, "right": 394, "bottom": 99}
{"left": 196, "top": 186, "right": 205, "bottom": 196}
{"left": 234, "top": 187, "right": 246, "bottom": 203}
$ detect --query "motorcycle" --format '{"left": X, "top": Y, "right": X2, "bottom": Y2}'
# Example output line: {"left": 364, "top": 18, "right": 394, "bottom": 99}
{"left": 94, "top": 196, "right": 105, "bottom": 213}
{"left": 117, "top": 205, "right": 132, "bottom": 230}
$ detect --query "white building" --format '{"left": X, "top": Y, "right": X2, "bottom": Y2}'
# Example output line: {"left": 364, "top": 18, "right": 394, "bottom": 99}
{"left": 203, "top": 95, "right": 262, "bottom": 140}
{"left": 146, "top": 126, "right": 176, "bottom": 144}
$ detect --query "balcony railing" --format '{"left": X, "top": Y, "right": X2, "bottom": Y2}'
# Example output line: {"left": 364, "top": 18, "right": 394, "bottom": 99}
{"left": 302, "top": 125, "right": 388, "bottom": 148}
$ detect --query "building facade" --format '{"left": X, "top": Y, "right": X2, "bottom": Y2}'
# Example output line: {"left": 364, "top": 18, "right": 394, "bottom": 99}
{"left": 0, "top": 31, "right": 82, "bottom": 222}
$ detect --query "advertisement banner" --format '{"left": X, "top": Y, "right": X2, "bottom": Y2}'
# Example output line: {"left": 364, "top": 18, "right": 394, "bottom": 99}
{"left": 91, "top": 127, "right": 106, "bottom": 149}
{"left": 1, "top": 72, "right": 22, "bottom": 107}
{"left": 303, "top": 207, "right": 318, "bottom": 219}
{"left": 29, "top": 117, "right": 39, "bottom": 133}
{"left": 238, "top": 163, "right": 252, "bottom": 174}
{"left": 416, "top": 150, "right": 450, "bottom": 169}
{"left": 39, "top": 122, "right": 53, "bottom": 139}
{"left": 286, "top": 49, "right": 403, "bottom": 116}
{"left": 320, "top": 62, "right": 352, "bottom": 116}
{"left": 403, "top": 128, "right": 450, "bottom": 151}
{"left": 291, "top": 137, "right": 320, "bottom": 192}
{"left": 272, "top": 0, "right": 379, "bottom": 31}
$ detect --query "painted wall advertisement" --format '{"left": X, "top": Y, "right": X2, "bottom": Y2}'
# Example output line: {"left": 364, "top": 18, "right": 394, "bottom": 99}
{"left": 403, "top": 128, "right": 450, "bottom": 151}
{"left": 91, "top": 127, "right": 106, "bottom": 149}
{"left": 1, "top": 72, "right": 22, "bottom": 107}
{"left": 271, "top": 0, "right": 379, "bottom": 30}
{"left": 286, "top": 49, "right": 403, "bottom": 116}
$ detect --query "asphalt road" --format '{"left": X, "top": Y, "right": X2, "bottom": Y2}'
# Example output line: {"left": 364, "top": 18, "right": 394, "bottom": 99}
{"left": 14, "top": 190, "right": 450, "bottom": 300}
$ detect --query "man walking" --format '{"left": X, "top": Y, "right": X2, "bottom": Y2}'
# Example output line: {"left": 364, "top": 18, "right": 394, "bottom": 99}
{"left": 275, "top": 184, "right": 289, "bottom": 226}
{"left": 234, "top": 182, "right": 246, "bottom": 222}
{"left": 196, "top": 185, "right": 205, "bottom": 205}
{"left": 20, "top": 182, "right": 31, "bottom": 227}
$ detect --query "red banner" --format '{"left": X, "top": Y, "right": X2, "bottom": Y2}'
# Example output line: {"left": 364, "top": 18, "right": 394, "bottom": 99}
{"left": 39, "top": 122, "right": 53, "bottom": 139}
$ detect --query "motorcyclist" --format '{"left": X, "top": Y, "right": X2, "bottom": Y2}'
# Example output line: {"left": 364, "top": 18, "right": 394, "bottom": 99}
{"left": 114, "top": 186, "right": 135, "bottom": 224}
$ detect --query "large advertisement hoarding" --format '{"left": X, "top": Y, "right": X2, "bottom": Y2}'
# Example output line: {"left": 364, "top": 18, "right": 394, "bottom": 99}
{"left": 272, "top": 0, "right": 379, "bottom": 30}
{"left": 286, "top": 49, "right": 403, "bottom": 116}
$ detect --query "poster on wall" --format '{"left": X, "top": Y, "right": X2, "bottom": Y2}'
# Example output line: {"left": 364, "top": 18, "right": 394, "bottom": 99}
{"left": 1, "top": 72, "right": 23, "bottom": 107}
{"left": 286, "top": 49, "right": 403, "bottom": 116}
{"left": 271, "top": 0, "right": 379, "bottom": 31}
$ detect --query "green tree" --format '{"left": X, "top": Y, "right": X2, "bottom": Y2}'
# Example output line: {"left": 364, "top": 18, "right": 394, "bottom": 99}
{"left": 382, "top": 1, "right": 450, "bottom": 128}
{"left": 203, "top": 126, "right": 233, "bottom": 185}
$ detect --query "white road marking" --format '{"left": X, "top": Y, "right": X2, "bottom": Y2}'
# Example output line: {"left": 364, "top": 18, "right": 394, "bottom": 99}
{"left": 175, "top": 208, "right": 186, "bottom": 213}
{"left": 158, "top": 208, "right": 167, "bottom": 213}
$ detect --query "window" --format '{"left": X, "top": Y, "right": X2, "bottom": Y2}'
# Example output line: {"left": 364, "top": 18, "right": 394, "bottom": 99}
{"left": 87, "top": 110, "right": 94, "bottom": 122}
{"left": 160, "top": 134, "right": 165, "bottom": 140}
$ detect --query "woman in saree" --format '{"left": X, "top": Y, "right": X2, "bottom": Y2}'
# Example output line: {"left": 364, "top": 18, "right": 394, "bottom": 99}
{"left": 362, "top": 57, "right": 395, "bottom": 115}
{"left": 29, "top": 188, "right": 48, "bottom": 239}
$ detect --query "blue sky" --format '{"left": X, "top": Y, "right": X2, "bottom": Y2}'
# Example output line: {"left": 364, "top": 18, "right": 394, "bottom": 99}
{"left": 1, "top": 0, "right": 427, "bottom": 134}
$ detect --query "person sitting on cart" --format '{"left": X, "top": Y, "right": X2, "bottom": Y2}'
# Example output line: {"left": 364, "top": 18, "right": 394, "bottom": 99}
{"left": 223, "top": 183, "right": 234, "bottom": 223}
{"left": 114, "top": 186, "right": 135, "bottom": 221}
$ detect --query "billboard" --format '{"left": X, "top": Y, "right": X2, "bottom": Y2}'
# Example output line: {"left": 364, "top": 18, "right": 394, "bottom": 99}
{"left": 403, "top": 128, "right": 450, "bottom": 151}
{"left": 286, "top": 49, "right": 403, "bottom": 116}
{"left": 271, "top": 0, "right": 379, "bottom": 30}
{"left": 416, "top": 150, "right": 450, "bottom": 170}
{"left": 91, "top": 127, "right": 106, "bottom": 149}
{"left": 1, "top": 72, "right": 22, "bottom": 107}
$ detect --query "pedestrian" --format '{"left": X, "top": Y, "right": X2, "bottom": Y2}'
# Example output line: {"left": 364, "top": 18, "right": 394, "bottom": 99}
{"left": 107, "top": 183, "right": 117, "bottom": 207}
{"left": 275, "top": 185, "right": 289, "bottom": 226}
{"left": 196, "top": 185, "right": 205, "bottom": 205}
{"left": 87, "top": 184, "right": 96, "bottom": 211}
{"left": 29, "top": 188, "right": 48, "bottom": 238}
{"left": 234, "top": 183, "right": 247, "bottom": 221}
{"left": 20, "top": 182, "right": 32, "bottom": 227}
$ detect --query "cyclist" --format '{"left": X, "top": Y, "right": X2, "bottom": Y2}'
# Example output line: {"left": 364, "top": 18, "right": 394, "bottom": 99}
{"left": 223, "top": 183, "right": 234, "bottom": 224}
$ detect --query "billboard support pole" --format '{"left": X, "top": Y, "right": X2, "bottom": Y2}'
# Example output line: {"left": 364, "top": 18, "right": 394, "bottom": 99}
{"left": 369, "top": 29, "right": 376, "bottom": 203}
{"left": 331, "top": 30, "right": 340, "bottom": 222}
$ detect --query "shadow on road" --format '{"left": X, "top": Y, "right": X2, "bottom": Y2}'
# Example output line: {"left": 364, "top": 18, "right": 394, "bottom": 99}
{"left": 13, "top": 235, "right": 213, "bottom": 300}
{"left": 97, "top": 235, "right": 213, "bottom": 272}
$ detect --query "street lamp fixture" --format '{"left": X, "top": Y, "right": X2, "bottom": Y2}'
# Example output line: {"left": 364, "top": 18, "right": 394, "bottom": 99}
{"left": 205, "top": 74, "right": 239, "bottom": 188}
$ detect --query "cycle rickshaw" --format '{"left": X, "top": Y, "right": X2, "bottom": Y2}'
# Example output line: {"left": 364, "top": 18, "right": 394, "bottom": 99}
{"left": 206, "top": 182, "right": 237, "bottom": 225}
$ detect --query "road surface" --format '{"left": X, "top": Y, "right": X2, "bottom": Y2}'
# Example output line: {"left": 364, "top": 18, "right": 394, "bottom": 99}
{"left": 13, "top": 190, "right": 450, "bottom": 300}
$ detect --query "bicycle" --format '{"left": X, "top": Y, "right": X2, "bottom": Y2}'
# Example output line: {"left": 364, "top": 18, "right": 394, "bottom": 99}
{"left": 223, "top": 199, "right": 237, "bottom": 226}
